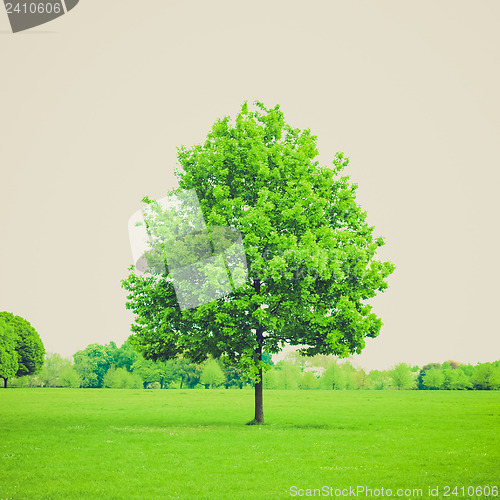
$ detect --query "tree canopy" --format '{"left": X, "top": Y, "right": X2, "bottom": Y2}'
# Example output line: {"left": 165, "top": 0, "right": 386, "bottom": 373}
{"left": 0, "top": 312, "right": 45, "bottom": 387}
{"left": 0, "top": 316, "right": 18, "bottom": 387}
{"left": 122, "top": 101, "right": 395, "bottom": 423}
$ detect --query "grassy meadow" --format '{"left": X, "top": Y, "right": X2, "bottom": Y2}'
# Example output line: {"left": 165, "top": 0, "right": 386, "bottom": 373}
{"left": 0, "top": 389, "right": 499, "bottom": 499}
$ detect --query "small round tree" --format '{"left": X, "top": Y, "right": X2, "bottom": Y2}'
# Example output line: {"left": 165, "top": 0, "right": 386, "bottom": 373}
{"left": 0, "top": 312, "right": 45, "bottom": 387}
{"left": 0, "top": 316, "right": 18, "bottom": 388}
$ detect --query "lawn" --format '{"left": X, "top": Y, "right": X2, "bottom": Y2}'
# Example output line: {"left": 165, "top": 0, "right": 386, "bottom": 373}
{"left": 0, "top": 389, "right": 498, "bottom": 499}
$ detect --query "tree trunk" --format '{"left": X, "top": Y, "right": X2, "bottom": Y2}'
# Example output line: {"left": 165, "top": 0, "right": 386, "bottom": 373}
{"left": 247, "top": 278, "right": 265, "bottom": 425}
{"left": 254, "top": 349, "right": 264, "bottom": 424}
{"left": 247, "top": 331, "right": 264, "bottom": 425}
{"left": 2, "top": 377, "right": 7, "bottom": 388}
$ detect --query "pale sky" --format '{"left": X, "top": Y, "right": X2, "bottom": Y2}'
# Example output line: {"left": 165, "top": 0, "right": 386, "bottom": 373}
{"left": 1, "top": 1, "right": 499, "bottom": 371}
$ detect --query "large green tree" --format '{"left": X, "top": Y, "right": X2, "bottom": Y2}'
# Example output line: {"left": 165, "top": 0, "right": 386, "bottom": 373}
{"left": 122, "top": 101, "right": 395, "bottom": 423}
{"left": 0, "top": 312, "right": 45, "bottom": 387}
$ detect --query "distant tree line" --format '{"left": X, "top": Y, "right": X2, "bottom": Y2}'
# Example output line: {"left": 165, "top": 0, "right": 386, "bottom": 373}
{"left": 6, "top": 340, "right": 500, "bottom": 391}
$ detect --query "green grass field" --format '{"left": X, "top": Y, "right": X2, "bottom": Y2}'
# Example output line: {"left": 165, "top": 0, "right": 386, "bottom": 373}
{"left": 0, "top": 389, "right": 498, "bottom": 499}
